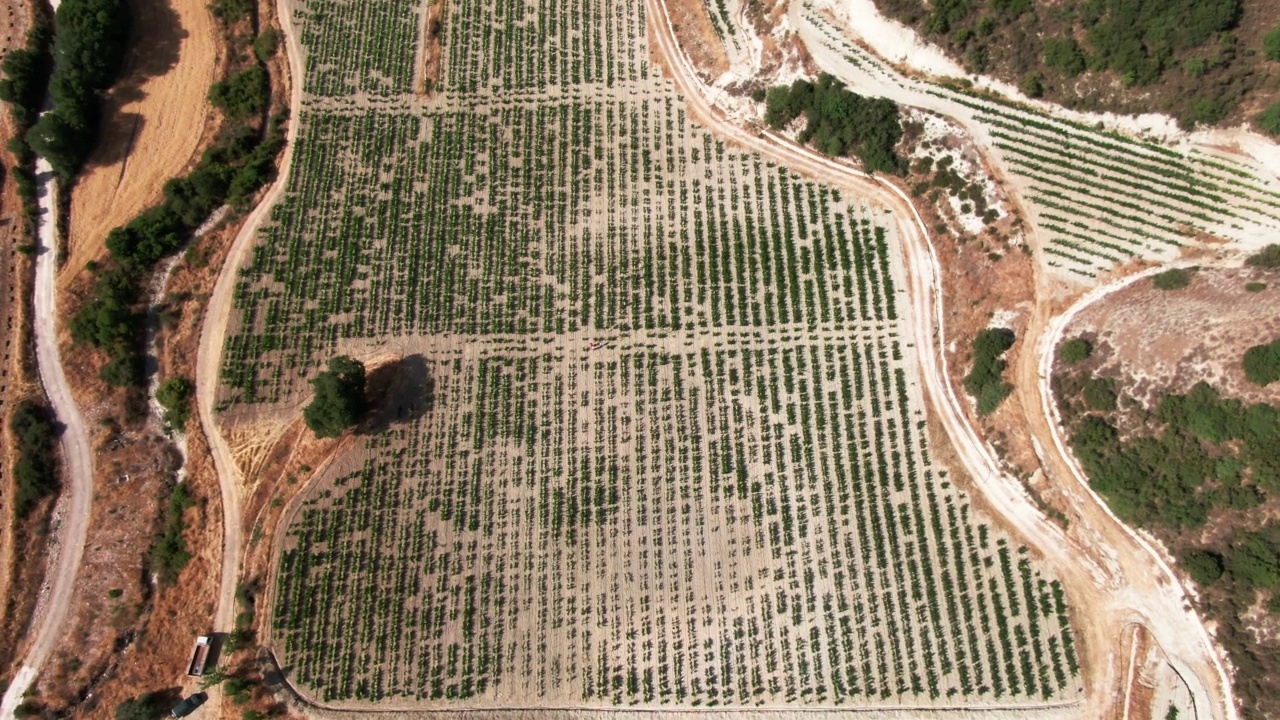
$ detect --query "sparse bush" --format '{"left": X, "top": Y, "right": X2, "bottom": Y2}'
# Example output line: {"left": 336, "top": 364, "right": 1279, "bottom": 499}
{"left": 212, "top": 0, "right": 254, "bottom": 22}
{"left": 1242, "top": 339, "right": 1280, "bottom": 386}
{"left": 1246, "top": 282, "right": 1267, "bottom": 293}
{"left": 1257, "top": 103, "right": 1280, "bottom": 137}
{"left": 1152, "top": 268, "right": 1191, "bottom": 290}
{"left": 1181, "top": 549, "right": 1225, "bottom": 585}
{"left": 152, "top": 483, "right": 195, "bottom": 585}
{"left": 1230, "top": 533, "right": 1280, "bottom": 590}
{"left": 1020, "top": 71, "right": 1043, "bottom": 98}
{"left": 209, "top": 66, "right": 269, "bottom": 119}
{"left": 1082, "top": 376, "right": 1117, "bottom": 411}
{"left": 156, "top": 376, "right": 194, "bottom": 430}
{"left": 1246, "top": 244, "right": 1280, "bottom": 269}
{"left": 115, "top": 692, "right": 167, "bottom": 720}
{"left": 254, "top": 28, "right": 279, "bottom": 62}
{"left": 11, "top": 400, "right": 59, "bottom": 516}
{"left": 1265, "top": 25, "right": 1280, "bottom": 61}
{"left": 1043, "top": 37, "right": 1085, "bottom": 76}
{"left": 964, "top": 327, "right": 1016, "bottom": 416}
{"left": 1059, "top": 337, "right": 1092, "bottom": 364}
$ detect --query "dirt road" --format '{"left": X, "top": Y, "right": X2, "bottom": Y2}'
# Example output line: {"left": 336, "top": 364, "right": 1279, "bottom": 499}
{"left": 649, "top": 1, "right": 1236, "bottom": 718}
{"left": 195, "top": 0, "right": 305, "bottom": 644}
{"left": 0, "top": 156, "right": 95, "bottom": 719}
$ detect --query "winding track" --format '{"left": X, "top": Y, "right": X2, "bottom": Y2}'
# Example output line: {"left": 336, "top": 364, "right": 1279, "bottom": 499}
{"left": 0, "top": 162, "right": 95, "bottom": 720}
{"left": 196, "top": 0, "right": 306, "bottom": 648}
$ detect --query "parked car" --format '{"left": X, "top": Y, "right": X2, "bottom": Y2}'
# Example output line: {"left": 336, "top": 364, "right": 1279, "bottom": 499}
{"left": 170, "top": 692, "right": 208, "bottom": 718}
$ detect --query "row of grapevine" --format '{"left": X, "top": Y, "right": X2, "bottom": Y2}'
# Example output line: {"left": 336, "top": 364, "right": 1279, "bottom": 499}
{"left": 798, "top": 4, "right": 1280, "bottom": 279}
{"left": 275, "top": 336, "right": 1078, "bottom": 705}
{"left": 223, "top": 97, "right": 901, "bottom": 403}
{"left": 241, "top": 0, "right": 1086, "bottom": 708}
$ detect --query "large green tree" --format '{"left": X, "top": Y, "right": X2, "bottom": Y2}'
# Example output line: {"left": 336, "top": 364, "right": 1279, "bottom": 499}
{"left": 304, "top": 356, "right": 368, "bottom": 438}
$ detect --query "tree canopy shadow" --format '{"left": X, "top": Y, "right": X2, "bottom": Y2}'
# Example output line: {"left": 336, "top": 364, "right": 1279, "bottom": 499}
{"left": 362, "top": 354, "right": 434, "bottom": 434}
{"left": 83, "top": 0, "right": 186, "bottom": 170}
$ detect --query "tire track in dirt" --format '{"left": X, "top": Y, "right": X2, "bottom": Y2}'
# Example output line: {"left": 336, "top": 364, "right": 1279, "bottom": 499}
{"left": 196, "top": 0, "right": 305, "bottom": 654}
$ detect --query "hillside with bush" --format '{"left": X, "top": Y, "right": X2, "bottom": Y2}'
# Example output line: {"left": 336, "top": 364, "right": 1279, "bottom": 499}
{"left": 872, "top": 0, "right": 1280, "bottom": 132}
{"left": 1053, "top": 335, "right": 1280, "bottom": 716}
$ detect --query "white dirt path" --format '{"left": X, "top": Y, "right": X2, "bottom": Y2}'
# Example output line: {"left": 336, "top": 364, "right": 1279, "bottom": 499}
{"left": 196, "top": 0, "right": 305, "bottom": 650}
{"left": 1, "top": 149, "right": 95, "bottom": 720}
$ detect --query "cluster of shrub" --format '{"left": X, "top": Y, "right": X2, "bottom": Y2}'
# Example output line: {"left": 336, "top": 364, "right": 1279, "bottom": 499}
{"left": 964, "top": 327, "right": 1016, "bottom": 415}
{"left": 759, "top": 74, "right": 905, "bottom": 175}
{"left": 151, "top": 482, "right": 194, "bottom": 585}
{"left": 1057, "top": 329, "right": 1280, "bottom": 532}
{"left": 10, "top": 400, "right": 59, "bottom": 518}
{"left": 882, "top": 0, "right": 1280, "bottom": 131}
{"left": 0, "top": 10, "right": 52, "bottom": 222}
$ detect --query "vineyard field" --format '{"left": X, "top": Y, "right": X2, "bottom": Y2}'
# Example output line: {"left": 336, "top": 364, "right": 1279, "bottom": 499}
{"left": 225, "top": 0, "right": 1082, "bottom": 709}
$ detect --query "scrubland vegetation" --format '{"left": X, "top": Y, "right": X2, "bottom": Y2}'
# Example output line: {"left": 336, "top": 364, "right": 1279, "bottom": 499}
{"left": 9, "top": 401, "right": 59, "bottom": 517}
{"left": 1054, "top": 336, "right": 1280, "bottom": 716}
{"left": 762, "top": 74, "right": 905, "bottom": 174}
{"left": 874, "top": 0, "right": 1277, "bottom": 129}
{"left": 1243, "top": 339, "right": 1280, "bottom": 386}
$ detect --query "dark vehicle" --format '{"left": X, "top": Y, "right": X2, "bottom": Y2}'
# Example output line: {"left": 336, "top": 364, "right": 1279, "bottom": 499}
{"left": 170, "top": 692, "right": 207, "bottom": 718}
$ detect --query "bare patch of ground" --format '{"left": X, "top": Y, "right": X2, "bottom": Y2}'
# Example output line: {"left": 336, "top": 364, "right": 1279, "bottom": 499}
{"left": 1064, "top": 267, "right": 1280, "bottom": 411}
{"left": 415, "top": 0, "right": 447, "bottom": 95}
{"left": 664, "top": 0, "right": 729, "bottom": 80}
{"left": 60, "top": 0, "right": 220, "bottom": 287}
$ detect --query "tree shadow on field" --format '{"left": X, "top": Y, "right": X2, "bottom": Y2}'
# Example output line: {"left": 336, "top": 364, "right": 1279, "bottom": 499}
{"left": 361, "top": 354, "right": 435, "bottom": 435}
{"left": 84, "top": 0, "right": 186, "bottom": 169}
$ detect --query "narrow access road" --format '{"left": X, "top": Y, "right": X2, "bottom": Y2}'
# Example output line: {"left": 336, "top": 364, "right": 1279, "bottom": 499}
{"left": 195, "top": 0, "right": 306, "bottom": 643}
{"left": 0, "top": 156, "right": 96, "bottom": 718}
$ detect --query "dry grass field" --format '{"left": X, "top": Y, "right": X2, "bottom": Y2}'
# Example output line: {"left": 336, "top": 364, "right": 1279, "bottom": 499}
{"left": 219, "top": 0, "right": 1084, "bottom": 709}
{"left": 60, "top": 0, "right": 218, "bottom": 286}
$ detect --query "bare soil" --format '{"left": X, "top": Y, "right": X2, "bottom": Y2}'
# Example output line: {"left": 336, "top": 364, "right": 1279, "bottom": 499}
{"left": 1064, "top": 267, "right": 1280, "bottom": 411}
{"left": 870, "top": 0, "right": 1280, "bottom": 130}
{"left": 60, "top": 0, "right": 220, "bottom": 288}
{"left": 665, "top": 0, "right": 729, "bottom": 80}
{"left": 416, "top": 0, "right": 447, "bottom": 96}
